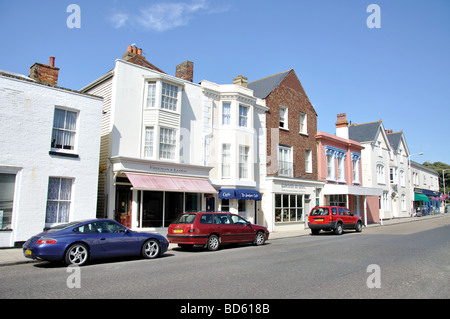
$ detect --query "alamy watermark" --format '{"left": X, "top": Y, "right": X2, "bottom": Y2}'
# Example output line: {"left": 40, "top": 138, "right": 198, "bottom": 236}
{"left": 66, "top": 4, "right": 81, "bottom": 29}
{"left": 66, "top": 264, "right": 81, "bottom": 289}
{"left": 366, "top": 264, "right": 381, "bottom": 288}
{"left": 366, "top": 4, "right": 381, "bottom": 29}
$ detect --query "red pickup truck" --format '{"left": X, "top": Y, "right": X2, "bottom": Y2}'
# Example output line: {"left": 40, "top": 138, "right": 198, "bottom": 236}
{"left": 308, "top": 206, "right": 363, "bottom": 235}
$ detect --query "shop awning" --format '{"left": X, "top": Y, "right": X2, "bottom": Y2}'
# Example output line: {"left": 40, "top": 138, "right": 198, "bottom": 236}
{"left": 126, "top": 173, "right": 217, "bottom": 193}
{"left": 218, "top": 188, "right": 262, "bottom": 201}
{"left": 414, "top": 193, "right": 430, "bottom": 202}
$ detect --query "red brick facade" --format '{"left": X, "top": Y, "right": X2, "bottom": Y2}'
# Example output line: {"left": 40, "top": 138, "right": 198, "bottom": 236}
{"left": 265, "top": 70, "right": 318, "bottom": 180}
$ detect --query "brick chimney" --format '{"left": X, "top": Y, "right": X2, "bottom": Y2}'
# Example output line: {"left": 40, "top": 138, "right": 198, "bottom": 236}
{"left": 29, "top": 57, "right": 59, "bottom": 87}
{"left": 122, "top": 45, "right": 144, "bottom": 61}
{"left": 233, "top": 75, "right": 248, "bottom": 87}
{"left": 335, "top": 113, "right": 349, "bottom": 139}
{"left": 175, "top": 61, "right": 194, "bottom": 82}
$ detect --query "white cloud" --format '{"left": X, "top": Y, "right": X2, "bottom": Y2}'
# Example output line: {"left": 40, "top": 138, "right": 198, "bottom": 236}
{"left": 110, "top": 0, "right": 228, "bottom": 32}
{"left": 110, "top": 13, "right": 129, "bottom": 29}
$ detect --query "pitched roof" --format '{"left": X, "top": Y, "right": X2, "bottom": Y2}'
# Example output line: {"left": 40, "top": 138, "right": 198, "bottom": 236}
{"left": 247, "top": 70, "right": 291, "bottom": 99}
{"left": 126, "top": 54, "right": 166, "bottom": 74}
{"left": 387, "top": 132, "right": 402, "bottom": 150}
{"left": 348, "top": 120, "right": 383, "bottom": 143}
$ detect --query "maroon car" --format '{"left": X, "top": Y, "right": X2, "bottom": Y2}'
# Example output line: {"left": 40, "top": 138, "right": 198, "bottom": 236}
{"left": 167, "top": 212, "right": 269, "bottom": 251}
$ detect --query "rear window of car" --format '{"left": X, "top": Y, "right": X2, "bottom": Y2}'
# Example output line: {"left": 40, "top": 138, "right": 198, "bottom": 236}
{"left": 310, "top": 208, "right": 329, "bottom": 216}
{"left": 172, "top": 214, "right": 197, "bottom": 224}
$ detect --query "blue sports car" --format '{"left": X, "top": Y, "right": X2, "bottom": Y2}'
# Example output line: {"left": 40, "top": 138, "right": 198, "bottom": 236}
{"left": 23, "top": 219, "right": 169, "bottom": 266}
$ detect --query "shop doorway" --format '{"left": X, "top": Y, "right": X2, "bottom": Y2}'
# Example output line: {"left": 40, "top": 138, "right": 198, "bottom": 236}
{"left": 116, "top": 186, "right": 132, "bottom": 227}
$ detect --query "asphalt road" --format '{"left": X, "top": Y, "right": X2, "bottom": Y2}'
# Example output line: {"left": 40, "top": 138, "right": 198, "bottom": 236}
{"left": 1, "top": 215, "right": 449, "bottom": 301}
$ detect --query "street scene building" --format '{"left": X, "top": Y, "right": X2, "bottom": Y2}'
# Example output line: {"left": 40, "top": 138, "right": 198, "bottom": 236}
{"left": 0, "top": 58, "right": 103, "bottom": 247}
{"left": 0, "top": 45, "right": 446, "bottom": 247}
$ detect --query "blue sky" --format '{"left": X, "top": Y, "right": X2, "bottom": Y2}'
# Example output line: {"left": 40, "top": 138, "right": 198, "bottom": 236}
{"left": 1, "top": 0, "right": 449, "bottom": 164}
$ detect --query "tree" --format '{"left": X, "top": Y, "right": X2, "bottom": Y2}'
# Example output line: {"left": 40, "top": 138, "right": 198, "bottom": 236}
{"left": 423, "top": 161, "right": 450, "bottom": 202}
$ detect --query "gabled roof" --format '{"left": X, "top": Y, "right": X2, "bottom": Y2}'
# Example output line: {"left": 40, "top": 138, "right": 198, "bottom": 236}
{"left": 348, "top": 120, "right": 383, "bottom": 143}
{"left": 387, "top": 131, "right": 410, "bottom": 155}
{"left": 247, "top": 70, "right": 291, "bottom": 99}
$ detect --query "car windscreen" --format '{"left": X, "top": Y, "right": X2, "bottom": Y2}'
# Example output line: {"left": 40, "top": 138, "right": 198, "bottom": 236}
{"left": 310, "top": 208, "right": 329, "bottom": 216}
{"left": 171, "top": 214, "right": 197, "bottom": 224}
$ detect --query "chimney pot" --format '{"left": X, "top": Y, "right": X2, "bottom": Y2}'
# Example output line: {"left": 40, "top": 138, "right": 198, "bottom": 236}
{"left": 49, "top": 56, "right": 55, "bottom": 67}
{"left": 335, "top": 113, "right": 349, "bottom": 139}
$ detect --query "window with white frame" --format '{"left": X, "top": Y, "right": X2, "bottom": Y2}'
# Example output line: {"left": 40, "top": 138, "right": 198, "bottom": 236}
{"left": 275, "top": 194, "right": 304, "bottom": 223}
{"left": 299, "top": 112, "right": 307, "bottom": 134}
{"left": 0, "top": 173, "right": 16, "bottom": 230}
{"left": 222, "top": 102, "right": 231, "bottom": 125}
{"left": 279, "top": 106, "right": 288, "bottom": 129}
{"left": 239, "top": 105, "right": 248, "bottom": 127}
{"left": 337, "top": 155, "right": 345, "bottom": 182}
{"left": 377, "top": 164, "right": 385, "bottom": 184}
{"left": 305, "top": 150, "right": 312, "bottom": 173}
{"left": 161, "top": 82, "right": 178, "bottom": 111}
{"left": 144, "top": 127, "right": 154, "bottom": 158}
{"left": 390, "top": 167, "right": 398, "bottom": 184}
{"left": 146, "top": 82, "right": 156, "bottom": 108}
{"left": 222, "top": 144, "right": 231, "bottom": 179}
{"left": 352, "top": 153, "right": 360, "bottom": 184}
{"left": 278, "top": 145, "right": 293, "bottom": 177}
{"left": 46, "top": 177, "right": 73, "bottom": 224}
{"left": 400, "top": 170, "right": 405, "bottom": 187}
{"left": 239, "top": 146, "right": 249, "bottom": 179}
{"left": 327, "top": 153, "right": 335, "bottom": 180}
{"left": 51, "top": 108, "right": 78, "bottom": 151}
{"left": 159, "top": 128, "right": 176, "bottom": 159}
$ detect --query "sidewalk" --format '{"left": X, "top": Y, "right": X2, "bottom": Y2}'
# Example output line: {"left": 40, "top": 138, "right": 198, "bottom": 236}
{"left": 1, "top": 213, "right": 446, "bottom": 267}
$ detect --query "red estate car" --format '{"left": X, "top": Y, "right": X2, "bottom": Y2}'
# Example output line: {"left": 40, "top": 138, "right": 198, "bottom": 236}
{"left": 308, "top": 206, "right": 363, "bottom": 235}
{"left": 167, "top": 212, "right": 269, "bottom": 251}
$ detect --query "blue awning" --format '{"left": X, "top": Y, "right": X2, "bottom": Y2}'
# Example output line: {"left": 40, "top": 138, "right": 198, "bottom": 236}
{"left": 236, "top": 189, "right": 262, "bottom": 201}
{"left": 218, "top": 188, "right": 262, "bottom": 201}
{"left": 218, "top": 189, "right": 235, "bottom": 199}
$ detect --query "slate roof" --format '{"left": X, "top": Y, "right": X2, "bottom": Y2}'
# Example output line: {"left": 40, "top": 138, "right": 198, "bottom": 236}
{"left": 387, "top": 132, "right": 403, "bottom": 150}
{"left": 348, "top": 120, "right": 382, "bottom": 143}
{"left": 247, "top": 70, "right": 292, "bottom": 99}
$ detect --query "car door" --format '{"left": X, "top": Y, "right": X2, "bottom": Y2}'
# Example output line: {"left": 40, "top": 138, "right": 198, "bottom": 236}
{"left": 344, "top": 208, "right": 357, "bottom": 228}
{"left": 213, "top": 214, "right": 234, "bottom": 243}
{"left": 229, "top": 214, "right": 254, "bottom": 242}
{"left": 94, "top": 221, "right": 139, "bottom": 257}
{"left": 338, "top": 207, "right": 349, "bottom": 227}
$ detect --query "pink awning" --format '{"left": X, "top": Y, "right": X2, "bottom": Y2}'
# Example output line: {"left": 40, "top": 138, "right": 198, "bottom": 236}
{"left": 125, "top": 173, "right": 217, "bottom": 193}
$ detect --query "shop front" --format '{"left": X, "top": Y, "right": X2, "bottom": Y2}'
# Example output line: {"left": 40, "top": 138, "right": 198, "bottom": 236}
{"left": 108, "top": 157, "right": 216, "bottom": 230}
{"left": 262, "top": 177, "right": 325, "bottom": 232}
{"left": 217, "top": 188, "right": 262, "bottom": 223}
{"left": 414, "top": 189, "right": 441, "bottom": 216}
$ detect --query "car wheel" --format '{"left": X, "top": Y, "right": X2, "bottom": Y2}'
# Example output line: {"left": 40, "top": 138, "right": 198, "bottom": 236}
{"left": 254, "top": 231, "right": 266, "bottom": 246}
{"left": 334, "top": 223, "right": 343, "bottom": 235}
{"left": 206, "top": 234, "right": 220, "bottom": 251}
{"left": 355, "top": 221, "right": 363, "bottom": 232}
{"left": 65, "top": 243, "right": 89, "bottom": 266}
{"left": 142, "top": 239, "right": 160, "bottom": 259}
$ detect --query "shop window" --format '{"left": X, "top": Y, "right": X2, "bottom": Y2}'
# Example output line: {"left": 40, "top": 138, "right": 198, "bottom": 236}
{"left": 275, "top": 194, "right": 304, "bottom": 223}
{"left": 221, "top": 199, "right": 230, "bottom": 212}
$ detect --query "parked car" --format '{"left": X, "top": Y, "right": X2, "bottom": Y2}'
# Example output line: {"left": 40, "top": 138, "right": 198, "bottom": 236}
{"left": 167, "top": 212, "right": 269, "bottom": 251}
{"left": 23, "top": 219, "right": 169, "bottom": 266}
{"left": 308, "top": 206, "right": 363, "bottom": 235}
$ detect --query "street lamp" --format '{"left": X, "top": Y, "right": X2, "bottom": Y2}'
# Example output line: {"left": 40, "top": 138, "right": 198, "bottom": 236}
{"left": 442, "top": 169, "right": 450, "bottom": 202}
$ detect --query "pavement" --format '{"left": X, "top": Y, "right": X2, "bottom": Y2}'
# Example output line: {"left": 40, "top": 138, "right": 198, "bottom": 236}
{"left": 1, "top": 213, "right": 447, "bottom": 267}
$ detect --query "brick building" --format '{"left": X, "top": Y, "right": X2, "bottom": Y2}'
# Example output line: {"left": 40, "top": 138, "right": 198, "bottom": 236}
{"left": 248, "top": 70, "right": 324, "bottom": 232}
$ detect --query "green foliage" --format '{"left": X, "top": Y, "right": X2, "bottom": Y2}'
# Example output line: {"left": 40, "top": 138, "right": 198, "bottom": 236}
{"left": 423, "top": 161, "right": 450, "bottom": 198}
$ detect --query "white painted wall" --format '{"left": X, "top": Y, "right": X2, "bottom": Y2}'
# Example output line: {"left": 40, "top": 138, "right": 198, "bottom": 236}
{"left": 0, "top": 74, "right": 102, "bottom": 246}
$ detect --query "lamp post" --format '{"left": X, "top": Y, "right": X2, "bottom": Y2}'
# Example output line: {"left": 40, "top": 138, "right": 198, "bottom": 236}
{"left": 408, "top": 152, "right": 423, "bottom": 217}
{"left": 442, "top": 169, "right": 450, "bottom": 204}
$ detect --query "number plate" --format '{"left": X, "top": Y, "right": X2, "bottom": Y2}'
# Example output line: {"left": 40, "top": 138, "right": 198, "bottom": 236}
{"left": 174, "top": 229, "right": 183, "bottom": 233}
{"left": 315, "top": 218, "right": 324, "bottom": 222}
{"left": 25, "top": 249, "right": 32, "bottom": 255}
